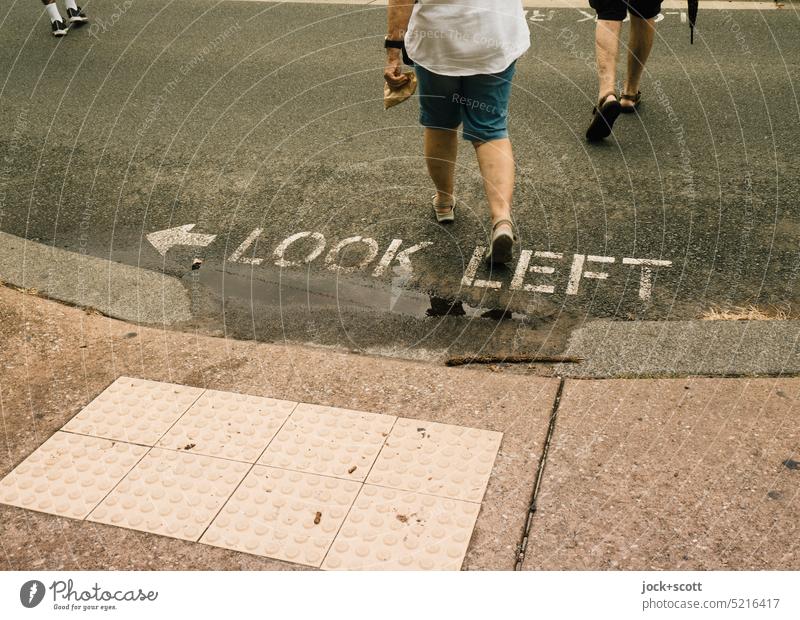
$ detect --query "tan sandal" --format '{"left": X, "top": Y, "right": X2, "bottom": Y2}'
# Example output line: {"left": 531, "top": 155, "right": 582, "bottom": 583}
{"left": 432, "top": 195, "right": 456, "bottom": 223}
{"left": 485, "top": 218, "right": 515, "bottom": 265}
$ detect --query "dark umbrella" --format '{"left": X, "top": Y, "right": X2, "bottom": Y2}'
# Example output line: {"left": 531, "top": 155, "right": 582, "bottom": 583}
{"left": 688, "top": 0, "right": 698, "bottom": 44}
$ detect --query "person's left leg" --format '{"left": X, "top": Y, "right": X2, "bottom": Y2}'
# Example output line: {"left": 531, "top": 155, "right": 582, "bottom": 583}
{"left": 424, "top": 127, "right": 459, "bottom": 211}
{"left": 414, "top": 65, "right": 462, "bottom": 218}
{"left": 43, "top": 0, "right": 68, "bottom": 37}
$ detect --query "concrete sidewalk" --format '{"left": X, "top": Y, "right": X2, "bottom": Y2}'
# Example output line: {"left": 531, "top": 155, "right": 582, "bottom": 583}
{"left": 0, "top": 284, "right": 797, "bottom": 570}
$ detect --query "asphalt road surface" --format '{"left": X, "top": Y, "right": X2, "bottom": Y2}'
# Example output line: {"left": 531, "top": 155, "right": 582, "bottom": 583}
{"left": 1, "top": 1, "right": 798, "bottom": 359}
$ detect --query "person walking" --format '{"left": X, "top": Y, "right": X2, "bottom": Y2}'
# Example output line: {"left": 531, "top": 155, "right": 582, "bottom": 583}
{"left": 42, "top": 0, "right": 88, "bottom": 38}
{"left": 384, "top": 0, "right": 530, "bottom": 264}
{"left": 585, "top": 0, "right": 661, "bottom": 142}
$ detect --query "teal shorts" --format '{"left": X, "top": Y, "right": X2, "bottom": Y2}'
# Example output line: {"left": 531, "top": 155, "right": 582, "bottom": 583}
{"left": 414, "top": 62, "right": 517, "bottom": 143}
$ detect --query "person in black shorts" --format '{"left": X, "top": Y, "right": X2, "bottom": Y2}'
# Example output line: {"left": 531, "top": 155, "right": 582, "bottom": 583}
{"left": 585, "top": 0, "right": 661, "bottom": 141}
{"left": 41, "top": 0, "right": 88, "bottom": 37}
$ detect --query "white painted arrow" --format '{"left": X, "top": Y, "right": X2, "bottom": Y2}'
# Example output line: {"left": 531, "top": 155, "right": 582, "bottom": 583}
{"left": 146, "top": 224, "right": 217, "bottom": 256}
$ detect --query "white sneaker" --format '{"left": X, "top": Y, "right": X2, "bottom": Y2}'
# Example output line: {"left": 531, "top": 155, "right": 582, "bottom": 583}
{"left": 51, "top": 19, "right": 69, "bottom": 37}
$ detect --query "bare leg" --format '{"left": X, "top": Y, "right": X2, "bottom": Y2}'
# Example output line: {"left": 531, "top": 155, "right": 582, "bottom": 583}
{"left": 423, "top": 127, "right": 458, "bottom": 209}
{"left": 595, "top": 19, "right": 623, "bottom": 103}
{"left": 622, "top": 15, "right": 656, "bottom": 106}
{"left": 473, "top": 138, "right": 514, "bottom": 224}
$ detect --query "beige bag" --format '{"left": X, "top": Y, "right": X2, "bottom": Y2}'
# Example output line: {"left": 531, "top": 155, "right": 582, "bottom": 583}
{"left": 383, "top": 71, "right": 417, "bottom": 110}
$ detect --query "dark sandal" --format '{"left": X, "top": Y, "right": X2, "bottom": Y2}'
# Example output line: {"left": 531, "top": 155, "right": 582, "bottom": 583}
{"left": 485, "top": 218, "right": 516, "bottom": 265}
{"left": 585, "top": 92, "right": 622, "bottom": 142}
{"left": 620, "top": 91, "right": 641, "bottom": 113}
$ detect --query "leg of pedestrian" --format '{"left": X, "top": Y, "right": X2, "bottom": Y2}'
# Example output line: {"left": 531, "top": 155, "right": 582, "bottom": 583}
{"left": 475, "top": 138, "right": 516, "bottom": 265}
{"left": 457, "top": 62, "right": 519, "bottom": 264}
{"left": 621, "top": 15, "right": 656, "bottom": 112}
{"left": 64, "top": 0, "right": 89, "bottom": 28}
{"left": 423, "top": 127, "right": 459, "bottom": 222}
{"left": 474, "top": 139, "right": 514, "bottom": 228}
{"left": 586, "top": 18, "right": 623, "bottom": 141}
{"left": 595, "top": 19, "right": 622, "bottom": 104}
{"left": 393, "top": 0, "right": 529, "bottom": 240}
{"left": 43, "top": 0, "right": 68, "bottom": 37}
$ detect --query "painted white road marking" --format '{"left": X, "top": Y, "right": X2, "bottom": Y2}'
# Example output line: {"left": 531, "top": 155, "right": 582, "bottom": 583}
{"left": 511, "top": 250, "right": 563, "bottom": 293}
{"left": 227, "top": 227, "right": 264, "bottom": 265}
{"left": 325, "top": 236, "right": 380, "bottom": 273}
{"left": 566, "top": 254, "right": 615, "bottom": 295}
{"left": 372, "top": 239, "right": 433, "bottom": 278}
{"left": 460, "top": 246, "right": 484, "bottom": 288}
{"left": 528, "top": 9, "right": 555, "bottom": 21}
{"left": 146, "top": 224, "right": 217, "bottom": 257}
{"left": 461, "top": 246, "right": 503, "bottom": 289}
{"left": 152, "top": 225, "right": 673, "bottom": 301}
{"left": 623, "top": 257, "right": 673, "bottom": 300}
{"left": 272, "top": 231, "right": 326, "bottom": 267}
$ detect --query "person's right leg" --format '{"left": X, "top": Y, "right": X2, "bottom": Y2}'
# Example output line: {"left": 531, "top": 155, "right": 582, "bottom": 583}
{"left": 64, "top": 0, "right": 89, "bottom": 27}
{"left": 595, "top": 19, "right": 623, "bottom": 104}
{"left": 585, "top": 1, "right": 625, "bottom": 141}
{"left": 461, "top": 62, "right": 517, "bottom": 262}
{"left": 473, "top": 139, "right": 514, "bottom": 226}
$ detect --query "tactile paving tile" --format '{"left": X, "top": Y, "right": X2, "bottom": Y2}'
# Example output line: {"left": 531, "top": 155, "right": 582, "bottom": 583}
{"left": 201, "top": 466, "right": 360, "bottom": 567}
{"left": 321, "top": 485, "right": 481, "bottom": 570}
{"left": 157, "top": 390, "right": 296, "bottom": 462}
{"left": 62, "top": 377, "right": 204, "bottom": 446}
{"left": 88, "top": 448, "right": 249, "bottom": 541}
{"left": 1, "top": 375, "right": 502, "bottom": 570}
{"left": 0, "top": 432, "right": 147, "bottom": 519}
{"left": 366, "top": 418, "right": 502, "bottom": 502}
{"left": 258, "top": 403, "right": 396, "bottom": 481}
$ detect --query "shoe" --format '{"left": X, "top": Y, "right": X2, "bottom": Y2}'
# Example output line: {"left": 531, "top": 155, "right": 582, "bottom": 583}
{"left": 51, "top": 20, "right": 69, "bottom": 37}
{"left": 620, "top": 91, "right": 642, "bottom": 114}
{"left": 432, "top": 195, "right": 456, "bottom": 223}
{"left": 66, "top": 7, "right": 88, "bottom": 26}
{"left": 585, "top": 92, "right": 621, "bottom": 142}
{"left": 485, "top": 218, "right": 515, "bottom": 265}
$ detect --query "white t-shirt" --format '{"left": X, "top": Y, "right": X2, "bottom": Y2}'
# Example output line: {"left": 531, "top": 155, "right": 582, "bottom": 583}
{"left": 404, "top": 0, "right": 530, "bottom": 76}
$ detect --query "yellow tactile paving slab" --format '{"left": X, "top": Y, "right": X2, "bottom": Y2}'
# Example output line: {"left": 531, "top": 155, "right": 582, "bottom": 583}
{"left": 157, "top": 391, "right": 297, "bottom": 462}
{"left": 0, "top": 432, "right": 147, "bottom": 519}
{"left": 258, "top": 403, "right": 396, "bottom": 481}
{"left": 366, "top": 418, "right": 502, "bottom": 502}
{"left": 62, "top": 376, "right": 204, "bottom": 445}
{"left": 0, "top": 378, "right": 504, "bottom": 570}
{"left": 201, "top": 466, "right": 361, "bottom": 567}
{"left": 321, "top": 485, "right": 482, "bottom": 571}
{"left": 87, "top": 448, "right": 250, "bottom": 541}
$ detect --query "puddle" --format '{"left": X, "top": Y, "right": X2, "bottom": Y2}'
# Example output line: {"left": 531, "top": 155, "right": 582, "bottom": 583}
{"left": 176, "top": 262, "right": 577, "bottom": 363}
{"left": 186, "top": 264, "right": 529, "bottom": 323}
